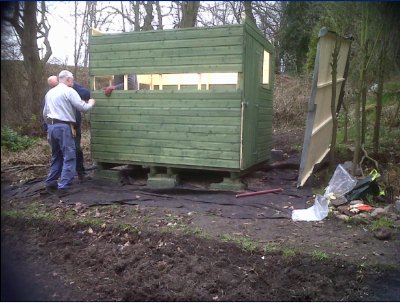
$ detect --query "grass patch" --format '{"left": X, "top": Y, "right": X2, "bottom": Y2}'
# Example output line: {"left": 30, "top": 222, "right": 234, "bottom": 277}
{"left": 183, "top": 226, "right": 210, "bottom": 238}
{"left": 282, "top": 247, "right": 297, "bottom": 260}
{"left": 117, "top": 223, "right": 140, "bottom": 233}
{"left": 2, "top": 202, "right": 57, "bottom": 222}
{"left": 220, "top": 234, "right": 258, "bottom": 252}
{"left": 1, "top": 209, "right": 23, "bottom": 219}
{"left": 311, "top": 249, "right": 329, "bottom": 261}
{"left": 142, "top": 216, "right": 150, "bottom": 224}
{"left": 220, "top": 233, "right": 235, "bottom": 242}
{"left": 369, "top": 217, "right": 398, "bottom": 231}
{"left": 239, "top": 237, "right": 258, "bottom": 252}
{"left": 78, "top": 217, "right": 104, "bottom": 227}
{"left": 264, "top": 243, "right": 279, "bottom": 254}
{"left": 292, "top": 143, "right": 303, "bottom": 152}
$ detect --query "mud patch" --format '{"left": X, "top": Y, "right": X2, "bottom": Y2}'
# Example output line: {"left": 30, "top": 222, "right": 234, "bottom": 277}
{"left": 2, "top": 216, "right": 399, "bottom": 302}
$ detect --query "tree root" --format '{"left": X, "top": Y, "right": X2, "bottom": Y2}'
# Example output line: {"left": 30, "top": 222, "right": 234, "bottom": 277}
{"left": 359, "top": 144, "right": 379, "bottom": 176}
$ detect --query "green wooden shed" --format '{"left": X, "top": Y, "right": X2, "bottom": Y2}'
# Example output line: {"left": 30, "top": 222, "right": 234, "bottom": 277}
{"left": 89, "top": 17, "right": 275, "bottom": 189}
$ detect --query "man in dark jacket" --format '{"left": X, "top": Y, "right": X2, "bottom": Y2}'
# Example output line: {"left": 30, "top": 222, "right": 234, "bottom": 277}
{"left": 72, "top": 82, "right": 91, "bottom": 179}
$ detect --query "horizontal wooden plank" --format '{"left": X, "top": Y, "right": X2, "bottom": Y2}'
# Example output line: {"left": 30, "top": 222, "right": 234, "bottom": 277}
{"left": 90, "top": 36, "right": 243, "bottom": 53}
{"left": 92, "top": 151, "right": 240, "bottom": 169}
{"left": 258, "top": 91, "right": 273, "bottom": 101}
{"left": 92, "top": 144, "right": 239, "bottom": 161}
{"left": 90, "top": 45, "right": 243, "bottom": 61}
{"left": 90, "top": 25, "right": 244, "bottom": 45}
{"left": 90, "top": 129, "right": 240, "bottom": 143}
{"left": 91, "top": 90, "right": 242, "bottom": 101}
{"left": 90, "top": 54, "right": 242, "bottom": 69}
{"left": 92, "top": 99, "right": 241, "bottom": 109}
{"left": 92, "top": 107, "right": 240, "bottom": 117}
{"left": 258, "top": 107, "right": 273, "bottom": 115}
{"left": 257, "top": 123, "right": 273, "bottom": 130}
{"left": 90, "top": 64, "right": 243, "bottom": 75}
{"left": 91, "top": 114, "right": 240, "bottom": 126}
{"left": 91, "top": 122, "right": 240, "bottom": 134}
{"left": 91, "top": 136, "right": 240, "bottom": 152}
{"left": 256, "top": 134, "right": 271, "bottom": 142}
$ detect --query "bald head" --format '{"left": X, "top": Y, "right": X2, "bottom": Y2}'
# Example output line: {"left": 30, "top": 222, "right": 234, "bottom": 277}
{"left": 47, "top": 75, "right": 58, "bottom": 88}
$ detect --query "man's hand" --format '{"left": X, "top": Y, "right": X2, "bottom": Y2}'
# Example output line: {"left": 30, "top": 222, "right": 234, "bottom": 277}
{"left": 103, "top": 86, "right": 116, "bottom": 97}
{"left": 88, "top": 98, "right": 96, "bottom": 106}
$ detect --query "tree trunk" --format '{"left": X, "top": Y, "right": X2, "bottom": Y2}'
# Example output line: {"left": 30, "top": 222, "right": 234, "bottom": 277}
{"left": 342, "top": 97, "right": 349, "bottom": 143}
{"left": 20, "top": 2, "right": 46, "bottom": 119}
{"left": 142, "top": 1, "right": 154, "bottom": 31}
{"left": 3, "top": 2, "right": 52, "bottom": 131}
{"left": 180, "top": 1, "right": 200, "bottom": 28}
{"left": 373, "top": 38, "right": 387, "bottom": 154}
{"left": 360, "top": 40, "right": 368, "bottom": 145}
{"left": 353, "top": 3, "right": 368, "bottom": 175}
{"left": 133, "top": 1, "right": 140, "bottom": 32}
{"left": 155, "top": 2, "right": 164, "bottom": 30}
{"left": 244, "top": 1, "right": 256, "bottom": 24}
{"left": 329, "top": 37, "right": 340, "bottom": 172}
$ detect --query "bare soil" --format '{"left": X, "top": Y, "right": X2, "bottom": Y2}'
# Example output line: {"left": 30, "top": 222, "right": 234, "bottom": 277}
{"left": 1, "top": 128, "right": 400, "bottom": 302}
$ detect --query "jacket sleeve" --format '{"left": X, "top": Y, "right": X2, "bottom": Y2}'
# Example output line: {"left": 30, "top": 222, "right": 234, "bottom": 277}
{"left": 68, "top": 89, "right": 93, "bottom": 113}
{"left": 73, "top": 83, "right": 91, "bottom": 101}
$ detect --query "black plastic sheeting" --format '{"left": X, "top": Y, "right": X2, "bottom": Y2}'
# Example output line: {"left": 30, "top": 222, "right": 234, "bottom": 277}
{"left": 2, "top": 164, "right": 312, "bottom": 220}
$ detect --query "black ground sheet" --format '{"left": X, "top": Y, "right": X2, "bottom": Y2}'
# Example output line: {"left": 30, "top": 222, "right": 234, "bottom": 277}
{"left": 2, "top": 161, "right": 313, "bottom": 220}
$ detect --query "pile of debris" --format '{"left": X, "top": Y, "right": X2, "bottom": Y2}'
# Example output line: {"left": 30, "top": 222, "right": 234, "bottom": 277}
{"left": 293, "top": 164, "right": 400, "bottom": 240}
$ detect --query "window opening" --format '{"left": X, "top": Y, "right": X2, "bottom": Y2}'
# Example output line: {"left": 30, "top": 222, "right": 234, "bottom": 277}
{"left": 262, "top": 50, "right": 270, "bottom": 86}
{"left": 93, "top": 72, "right": 238, "bottom": 91}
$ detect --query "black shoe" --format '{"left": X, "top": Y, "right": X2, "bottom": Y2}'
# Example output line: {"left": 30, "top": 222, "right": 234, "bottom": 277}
{"left": 57, "top": 188, "right": 73, "bottom": 198}
{"left": 77, "top": 170, "right": 88, "bottom": 180}
{"left": 45, "top": 184, "right": 58, "bottom": 194}
{"left": 78, "top": 175, "right": 92, "bottom": 182}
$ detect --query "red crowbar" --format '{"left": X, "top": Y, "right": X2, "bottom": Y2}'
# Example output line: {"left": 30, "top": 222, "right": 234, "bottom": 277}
{"left": 236, "top": 188, "right": 284, "bottom": 198}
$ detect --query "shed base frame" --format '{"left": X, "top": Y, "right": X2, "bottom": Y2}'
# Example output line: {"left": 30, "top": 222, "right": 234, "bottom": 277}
{"left": 93, "top": 162, "right": 248, "bottom": 191}
{"left": 147, "top": 174, "right": 179, "bottom": 189}
{"left": 93, "top": 163, "right": 120, "bottom": 181}
{"left": 209, "top": 172, "right": 246, "bottom": 191}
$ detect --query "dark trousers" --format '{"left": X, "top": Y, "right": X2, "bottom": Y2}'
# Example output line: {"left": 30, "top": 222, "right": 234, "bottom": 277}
{"left": 74, "top": 126, "right": 85, "bottom": 176}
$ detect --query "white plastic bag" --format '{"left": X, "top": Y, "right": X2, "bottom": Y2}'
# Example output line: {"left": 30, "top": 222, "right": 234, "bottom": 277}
{"left": 324, "top": 164, "right": 357, "bottom": 198}
{"left": 292, "top": 164, "right": 357, "bottom": 221}
{"left": 292, "top": 194, "right": 329, "bottom": 221}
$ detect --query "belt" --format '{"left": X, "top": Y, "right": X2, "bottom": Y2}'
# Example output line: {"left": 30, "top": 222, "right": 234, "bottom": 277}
{"left": 48, "top": 118, "right": 71, "bottom": 125}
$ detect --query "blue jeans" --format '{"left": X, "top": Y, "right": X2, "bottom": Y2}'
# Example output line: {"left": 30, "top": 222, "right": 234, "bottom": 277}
{"left": 45, "top": 124, "right": 76, "bottom": 189}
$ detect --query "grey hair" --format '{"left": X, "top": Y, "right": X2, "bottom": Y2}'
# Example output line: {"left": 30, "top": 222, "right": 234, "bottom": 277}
{"left": 58, "top": 70, "right": 74, "bottom": 82}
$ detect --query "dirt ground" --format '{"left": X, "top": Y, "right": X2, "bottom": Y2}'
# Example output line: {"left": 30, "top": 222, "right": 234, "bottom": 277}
{"left": 1, "top": 128, "right": 400, "bottom": 302}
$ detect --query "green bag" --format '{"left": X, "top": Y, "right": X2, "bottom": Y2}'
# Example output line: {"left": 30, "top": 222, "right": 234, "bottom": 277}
{"left": 344, "top": 175, "right": 380, "bottom": 202}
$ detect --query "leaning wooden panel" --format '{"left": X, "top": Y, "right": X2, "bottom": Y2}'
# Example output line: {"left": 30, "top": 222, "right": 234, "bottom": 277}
{"left": 297, "top": 28, "right": 352, "bottom": 187}
{"left": 89, "top": 17, "right": 274, "bottom": 178}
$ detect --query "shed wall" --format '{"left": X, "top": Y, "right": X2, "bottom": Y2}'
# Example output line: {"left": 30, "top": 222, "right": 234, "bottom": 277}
{"left": 90, "top": 91, "right": 242, "bottom": 170}
{"left": 90, "top": 25, "right": 245, "bottom": 75}
{"left": 241, "top": 21, "right": 274, "bottom": 169}
{"left": 89, "top": 21, "right": 274, "bottom": 172}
